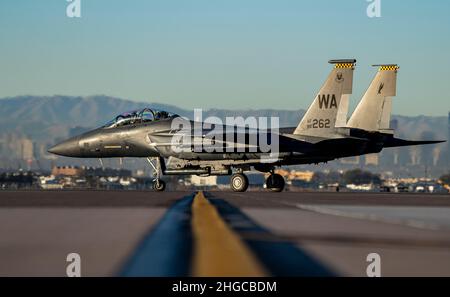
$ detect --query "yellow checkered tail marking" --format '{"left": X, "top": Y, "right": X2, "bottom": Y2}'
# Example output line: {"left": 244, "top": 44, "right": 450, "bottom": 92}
{"left": 334, "top": 63, "right": 354, "bottom": 69}
{"left": 379, "top": 65, "right": 400, "bottom": 71}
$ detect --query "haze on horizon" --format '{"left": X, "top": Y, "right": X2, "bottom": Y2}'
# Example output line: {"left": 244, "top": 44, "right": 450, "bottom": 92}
{"left": 1, "top": 0, "right": 449, "bottom": 116}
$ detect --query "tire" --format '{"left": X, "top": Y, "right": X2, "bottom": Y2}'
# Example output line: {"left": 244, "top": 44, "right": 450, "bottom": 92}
{"left": 153, "top": 179, "right": 166, "bottom": 192}
{"left": 266, "top": 174, "right": 285, "bottom": 192}
{"left": 230, "top": 173, "right": 249, "bottom": 192}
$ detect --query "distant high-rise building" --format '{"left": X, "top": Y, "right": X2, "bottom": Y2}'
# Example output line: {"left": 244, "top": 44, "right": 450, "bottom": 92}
{"left": 448, "top": 112, "right": 450, "bottom": 167}
{"left": 390, "top": 118, "right": 398, "bottom": 130}
{"left": 389, "top": 118, "right": 400, "bottom": 165}
{"left": 20, "top": 138, "right": 33, "bottom": 160}
{"left": 365, "top": 154, "right": 379, "bottom": 166}
{"left": 410, "top": 147, "right": 420, "bottom": 165}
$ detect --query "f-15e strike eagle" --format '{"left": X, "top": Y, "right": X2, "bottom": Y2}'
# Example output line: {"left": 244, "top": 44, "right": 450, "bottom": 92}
{"left": 49, "top": 59, "right": 444, "bottom": 192}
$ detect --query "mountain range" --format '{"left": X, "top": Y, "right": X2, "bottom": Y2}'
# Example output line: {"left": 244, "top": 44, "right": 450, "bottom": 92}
{"left": 1, "top": 95, "right": 447, "bottom": 137}
{"left": 0, "top": 95, "right": 448, "bottom": 174}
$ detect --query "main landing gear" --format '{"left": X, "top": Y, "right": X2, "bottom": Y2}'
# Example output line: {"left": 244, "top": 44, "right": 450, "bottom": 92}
{"left": 265, "top": 172, "right": 285, "bottom": 192}
{"left": 147, "top": 157, "right": 166, "bottom": 192}
{"left": 230, "top": 170, "right": 285, "bottom": 192}
{"left": 230, "top": 173, "right": 249, "bottom": 192}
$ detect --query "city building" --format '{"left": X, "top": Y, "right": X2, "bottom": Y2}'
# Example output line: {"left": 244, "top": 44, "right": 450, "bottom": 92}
{"left": 365, "top": 154, "right": 379, "bottom": 166}
{"left": 51, "top": 166, "right": 84, "bottom": 176}
{"left": 276, "top": 169, "right": 314, "bottom": 182}
{"left": 190, "top": 175, "right": 217, "bottom": 186}
{"left": 340, "top": 156, "right": 360, "bottom": 165}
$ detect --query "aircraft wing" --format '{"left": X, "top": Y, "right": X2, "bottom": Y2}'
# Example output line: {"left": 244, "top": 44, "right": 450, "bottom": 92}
{"left": 383, "top": 137, "right": 446, "bottom": 148}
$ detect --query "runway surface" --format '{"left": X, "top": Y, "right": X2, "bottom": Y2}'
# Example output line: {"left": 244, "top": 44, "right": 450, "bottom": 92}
{"left": 0, "top": 190, "right": 449, "bottom": 276}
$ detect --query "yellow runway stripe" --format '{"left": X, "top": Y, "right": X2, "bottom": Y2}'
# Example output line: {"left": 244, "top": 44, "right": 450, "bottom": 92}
{"left": 191, "top": 192, "right": 268, "bottom": 277}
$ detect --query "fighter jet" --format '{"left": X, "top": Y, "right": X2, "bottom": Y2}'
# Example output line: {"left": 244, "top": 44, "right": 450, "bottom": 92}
{"left": 48, "top": 59, "right": 444, "bottom": 192}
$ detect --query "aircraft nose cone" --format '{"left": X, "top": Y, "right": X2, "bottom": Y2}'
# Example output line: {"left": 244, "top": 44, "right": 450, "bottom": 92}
{"left": 48, "top": 137, "right": 81, "bottom": 157}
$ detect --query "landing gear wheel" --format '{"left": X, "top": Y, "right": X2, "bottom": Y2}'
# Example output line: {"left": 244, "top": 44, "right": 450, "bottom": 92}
{"left": 266, "top": 174, "right": 285, "bottom": 192}
{"left": 147, "top": 157, "right": 167, "bottom": 192}
{"left": 230, "top": 173, "right": 249, "bottom": 192}
{"left": 153, "top": 179, "right": 166, "bottom": 192}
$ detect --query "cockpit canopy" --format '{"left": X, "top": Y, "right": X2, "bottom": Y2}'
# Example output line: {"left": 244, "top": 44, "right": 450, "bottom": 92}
{"left": 104, "top": 108, "right": 178, "bottom": 128}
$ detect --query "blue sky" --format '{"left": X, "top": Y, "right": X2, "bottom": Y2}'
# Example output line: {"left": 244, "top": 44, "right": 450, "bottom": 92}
{"left": 1, "top": 0, "right": 449, "bottom": 116}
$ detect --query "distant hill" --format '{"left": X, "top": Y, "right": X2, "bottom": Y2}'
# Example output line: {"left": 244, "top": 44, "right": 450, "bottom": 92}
{"left": 0, "top": 95, "right": 446, "bottom": 138}
{"left": 0, "top": 95, "right": 447, "bottom": 173}
{"left": 0, "top": 95, "right": 187, "bottom": 140}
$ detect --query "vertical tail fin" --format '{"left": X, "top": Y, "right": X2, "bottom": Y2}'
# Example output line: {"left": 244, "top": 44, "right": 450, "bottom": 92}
{"left": 294, "top": 59, "right": 356, "bottom": 136}
{"left": 347, "top": 64, "right": 399, "bottom": 133}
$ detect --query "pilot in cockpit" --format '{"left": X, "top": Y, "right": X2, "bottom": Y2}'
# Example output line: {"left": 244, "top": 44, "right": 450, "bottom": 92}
{"left": 104, "top": 108, "right": 177, "bottom": 128}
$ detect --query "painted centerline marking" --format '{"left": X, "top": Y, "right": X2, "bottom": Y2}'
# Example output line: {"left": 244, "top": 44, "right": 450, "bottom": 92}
{"left": 191, "top": 191, "right": 267, "bottom": 277}
{"left": 120, "top": 191, "right": 336, "bottom": 276}
{"left": 207, "top": 193, "right": 336, "bottom": 276}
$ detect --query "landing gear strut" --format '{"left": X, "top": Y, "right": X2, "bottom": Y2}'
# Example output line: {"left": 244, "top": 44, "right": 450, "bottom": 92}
{"left": 230, "top": 172, "right": 249, "bottom": 192}
{"left": 147, "top": 157, "right": 166, "bottom": 192}
{"left": 266, "top": 172, "right": 285, "bottom": 192}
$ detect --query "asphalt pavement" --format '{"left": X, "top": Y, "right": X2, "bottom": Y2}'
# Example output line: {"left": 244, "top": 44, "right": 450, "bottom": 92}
{"left": 0, "top": 190, "right": 449, "bottom": 276}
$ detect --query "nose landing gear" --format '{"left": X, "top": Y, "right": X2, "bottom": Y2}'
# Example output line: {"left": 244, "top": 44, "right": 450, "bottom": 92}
{"left": 153, "top": 179, "right": 166, "bottom": 191}
{"left": 147, "top": 157, "right": 166, "bottom": 192}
